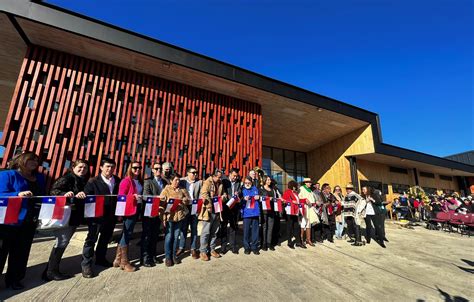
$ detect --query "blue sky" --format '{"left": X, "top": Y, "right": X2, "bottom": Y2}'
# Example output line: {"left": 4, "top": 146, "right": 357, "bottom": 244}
{"left": 47, "top": 0, "right": 473, "bottom": 157}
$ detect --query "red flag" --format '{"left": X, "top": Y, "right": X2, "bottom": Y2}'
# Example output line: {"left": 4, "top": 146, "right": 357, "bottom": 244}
{"left": 39, "top": 196, "right": 67, "bottom": 220}
{"left": 273, "top": 198, "right": 283, "bottom": 213}
{"left": 213, "top": 196, "right": 223, "bottom": 213}
{"left": 166, "top": 199, "right": 182, "bottom": 213}
{"left": 144, "top": 197, "right": 160, "bottom": 217}
{"left": 299, "top": 203, "right": 306, "bottom": 216}
{"left": 285, "top": 201, "right": 299, "bottom": 215}
{"left": 0, "top": 197, "right": 22, "bottom": 224}
{"left": 262, "top": 196, "right": 272, "bottom": 211}
{"left": 246, "top": 196, "right": 256, "bottom": 209}
{"left": 84, "top": 195, "right": 105, "bottom": 218}
{"left": 191, "top": 198, "right": 204, "bottom": 215}
{"left": 226, "top": 195, "right": 240, "bottom": 209}
{"left": 115, "top": 195, "right": 137, "bottom": 216}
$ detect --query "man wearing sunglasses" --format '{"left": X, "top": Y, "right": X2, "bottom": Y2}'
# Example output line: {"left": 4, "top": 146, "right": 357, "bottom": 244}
{"left": 142, "top": 163, "right": 168, "bottom": 267}
{"left": 177, "top": 166, "right": 202, "bottom": 259}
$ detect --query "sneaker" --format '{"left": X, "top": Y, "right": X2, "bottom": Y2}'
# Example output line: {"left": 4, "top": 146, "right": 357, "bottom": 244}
{"left": 252, "top": 250, "right": 260, "bottom": 255}
{"left": 244, "top": 249, "right": 251, "bottom": 255}
{"left": 232, "top": 248, "right": 239, "bottom": 254}
{"left": 269, "top": 246, "right": 275, "bottom": 251}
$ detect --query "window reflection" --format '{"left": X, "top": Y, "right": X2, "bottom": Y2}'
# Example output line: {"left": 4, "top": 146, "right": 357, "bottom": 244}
{"left": 262, "top": 146, "right": 308, "bottom": 192}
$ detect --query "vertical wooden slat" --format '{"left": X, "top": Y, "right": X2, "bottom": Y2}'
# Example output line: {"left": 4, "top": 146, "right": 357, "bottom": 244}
{"left": 0, "top": 45, "right": 262, "bottom": 187}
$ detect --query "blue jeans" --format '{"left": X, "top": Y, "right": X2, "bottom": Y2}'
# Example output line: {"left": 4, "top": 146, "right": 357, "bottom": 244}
{"left": 119, "top": 216, "right": 137, "bottom": 247}
{"left": 243, "top": 217, "right": 259, "bottom": 251}
{"left": 165, "top": 220, "right": 182, "bottom": 260}
{"left": 335, "top": 221, "right": 344, "bottom": 238}
{"left": 179, "top": 214, "right": 199, "bottom": 250}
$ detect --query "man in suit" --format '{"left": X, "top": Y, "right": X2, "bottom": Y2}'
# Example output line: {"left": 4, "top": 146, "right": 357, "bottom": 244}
{"left": 177, "top": 165, "right": 202, "bottom": 259}
{"left": 220, "top": 168, "right": 242, "bottom": 254}
{"left": 141, "top": 162, "right": 168, "bottom": 267}
{"left": 82, "top": 158, "right": 120, "bottom": 278}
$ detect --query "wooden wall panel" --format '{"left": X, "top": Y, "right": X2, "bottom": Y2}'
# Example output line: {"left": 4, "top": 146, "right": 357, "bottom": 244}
{"left": 307, "top": 125, "right": 375, "bottom": 188}
{"left": 0, "top": 45, "right": 262, "bottom": 187}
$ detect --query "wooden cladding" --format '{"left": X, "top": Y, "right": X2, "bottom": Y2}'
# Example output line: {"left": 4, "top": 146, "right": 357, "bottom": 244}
{"left": 0, "top": 45, "right": 262, "bottom": 185}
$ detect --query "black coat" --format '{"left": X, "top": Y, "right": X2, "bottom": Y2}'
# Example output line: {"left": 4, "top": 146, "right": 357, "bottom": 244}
{"left": 50, "top": 172, "right": 88, "bottom": 226}
{"left": 83, "top": 174, "right": 121, "bottom": 221}
{"left": 222, "top": 178, "right": 242, "bottom": 213}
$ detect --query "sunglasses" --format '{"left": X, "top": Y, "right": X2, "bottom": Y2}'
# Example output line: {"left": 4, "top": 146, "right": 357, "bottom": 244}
{"left": 152, "top": 167, "right": 162, "bottom": 171}
{"left": 131, "top": 166, "right": 142, "bottom": 170}
{"left": 189, "top": 171, "right": 198, "bottom": 174}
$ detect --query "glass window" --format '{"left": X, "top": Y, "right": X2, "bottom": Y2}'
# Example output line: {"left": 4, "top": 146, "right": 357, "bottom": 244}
{"left": 262, "top": 146, "right": 307, "bottom": 192}
{"left": 284, "top": 150, "right": 295, "bottom": 172}
{"left": 272, "top": 148, "right": 284, "bottom": 171}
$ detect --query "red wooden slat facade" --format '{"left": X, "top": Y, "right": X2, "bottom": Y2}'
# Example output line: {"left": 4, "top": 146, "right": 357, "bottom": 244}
{"left": 0, "top": 45, "right": 262, "bottom": 187}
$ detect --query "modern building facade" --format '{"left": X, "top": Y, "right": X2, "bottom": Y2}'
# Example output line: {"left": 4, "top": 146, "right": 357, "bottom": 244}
{"left": 1, "top": 0, "right": 473, "bottom": 198}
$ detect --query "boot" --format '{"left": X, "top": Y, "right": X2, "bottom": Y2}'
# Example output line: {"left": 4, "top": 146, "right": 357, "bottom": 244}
{"left": 113, "top": 245, "right": 122, "bottom": 268}
{"left": 306, "top": 229, "right": 315, "bottom": 247}
{"left": 43, "top": 247, "right": 71, "bottom": 281}
{"left": 120, "top": 245, "right": 136, "bottom": 272}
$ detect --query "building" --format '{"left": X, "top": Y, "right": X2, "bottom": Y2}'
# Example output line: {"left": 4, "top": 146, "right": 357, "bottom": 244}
{"left": 1, "top": 0, "right": 473, "bottom": 198}
{"left": 445, "top": 151, "right": 474, "bottom": 194}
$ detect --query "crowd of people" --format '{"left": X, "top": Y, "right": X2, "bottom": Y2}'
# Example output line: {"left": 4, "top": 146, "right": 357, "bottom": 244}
{"left": 391, "top": 192, "right": 473, "bottom": 221}
{"left": 1, "top": 152, "right": 390, "bottom": 290}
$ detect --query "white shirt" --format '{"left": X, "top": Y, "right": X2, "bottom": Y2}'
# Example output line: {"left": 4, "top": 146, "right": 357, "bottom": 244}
{"left": 154, "top": 177, "right": 163, "bottom": 193}
{"left": 101, "top": 174, "right": 115, "bottom": 194}
{"left": 230, "top": 181, "right": 237, "bottom": 196}
{"left": 365, "top": 202, "right": 375, "bottom": 216}
{"left": 186, "top": 179, "right": 195, "bottom": 199}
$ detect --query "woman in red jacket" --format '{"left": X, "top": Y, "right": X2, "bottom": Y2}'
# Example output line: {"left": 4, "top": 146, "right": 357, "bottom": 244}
{"left": 283, "top": 181, "right": 305, "bottom": 249}
{"left": 114, "top": 161, "right": 143, "bottom": 272}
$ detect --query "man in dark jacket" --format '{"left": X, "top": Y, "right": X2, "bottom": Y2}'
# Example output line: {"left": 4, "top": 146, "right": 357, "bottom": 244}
{"left": 81, "top": 158, "right": 120, "bottom": 278}
{"left": 141, "top": 162, "right": 168, "bottom": 267}
{"left": 220, "top": 168, "right": 242, "bottom": 254}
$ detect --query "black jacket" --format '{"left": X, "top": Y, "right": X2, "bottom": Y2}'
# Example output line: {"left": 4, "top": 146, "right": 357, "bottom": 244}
{"left": 222, "top": 178, "right": 242, "bottom": 212}
{"left": 84, "top": 174, "right": 121, "bottom": 220}
{"left": 50, "top": 172, "right": 88, "bottom": 226}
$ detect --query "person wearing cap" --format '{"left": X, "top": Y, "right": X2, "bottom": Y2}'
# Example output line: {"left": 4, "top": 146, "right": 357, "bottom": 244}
{"left": 343, "top": 183, "right": 366, "bottom": 246}
{"left": 298, "top": 178, "right": 317, "bottom": 247}
{"left": 198, "top": 169, "right": 224, "bottom": 261}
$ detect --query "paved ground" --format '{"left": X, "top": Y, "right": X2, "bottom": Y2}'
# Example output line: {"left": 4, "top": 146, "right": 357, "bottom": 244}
{"left": 0, "top": 220, "right": 473, "bottom": 301}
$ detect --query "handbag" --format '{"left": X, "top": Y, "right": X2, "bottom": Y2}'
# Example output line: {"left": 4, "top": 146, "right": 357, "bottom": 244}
{"left": 37, "top": 205, "right": 72, "bottom": 230}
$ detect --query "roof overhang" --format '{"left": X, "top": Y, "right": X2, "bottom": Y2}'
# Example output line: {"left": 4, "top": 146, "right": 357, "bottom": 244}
{"left": 1, "top": 0, "right": 473, "bottom": 174}
{"left": 354, "top": 145, "right": 474, "bottom": 176}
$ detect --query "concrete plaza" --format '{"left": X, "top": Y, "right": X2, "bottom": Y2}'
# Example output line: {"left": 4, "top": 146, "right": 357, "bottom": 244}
{"left": 0, "top": 221, "right": 473, "bottom": 301}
